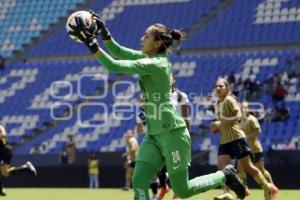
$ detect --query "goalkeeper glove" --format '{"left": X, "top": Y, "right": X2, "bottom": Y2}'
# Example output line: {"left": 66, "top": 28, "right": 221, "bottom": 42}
{"left": 68, "top": 16, "right": 100, "bottom": 54}
{"left": 90, "top": 10, "right": 111, "bottom": 40}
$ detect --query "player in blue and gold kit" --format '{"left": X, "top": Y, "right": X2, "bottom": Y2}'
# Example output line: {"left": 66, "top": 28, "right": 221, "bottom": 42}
{"left": 238, "top": 102, "right": 278, "bottom": 199}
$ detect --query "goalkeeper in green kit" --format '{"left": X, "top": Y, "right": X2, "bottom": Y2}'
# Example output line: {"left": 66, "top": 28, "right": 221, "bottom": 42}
{"left": 69, "top": 11, "right": 246, "bottom": 200}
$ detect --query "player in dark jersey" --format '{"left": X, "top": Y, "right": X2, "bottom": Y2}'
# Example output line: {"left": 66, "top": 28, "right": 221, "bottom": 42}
{"left": 0, "top": 125, "right": 37, "bottom": 196}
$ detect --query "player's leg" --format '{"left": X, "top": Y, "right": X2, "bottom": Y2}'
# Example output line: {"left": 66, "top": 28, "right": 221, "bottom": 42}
{"left": 159, "top": 128, "right": 245, "bottom": 199}
{"left": 92, "top": 174, "right": 96, "bottom": 188}
{"left": 95, "top": 174, "right": 99, "bottom": 188}
{"left": 169, "top": 168, "right": 225, "bottom": 198}
{"left": 169, "top": 165, "right": 245, "bottom": 199}
{"left": 132, "top": 135, "right": 164, "bottom": 200}
{"left": 9, "top": 161, "right": 37, "bottom": 176}
{"left": 123, "top": 162, "right": 134, "bottom": 190}
{"left": 253, "top": 153, "right": 273, "bottom": 184}
{"left": 237, "top": 159, "right": 251, "bottom": 198}
{"left": 133, "top": 161, "right": 158, "bottom": 200}
{"left": 232, "top": 139, "right": 276, "bottom": 200}
{"left": 122, "top": 162, "right": 127, "bottom": 189}
{"left": 127, "top": 167, "right": 134, "bottom": 189}
{"left": 231, "top": 139, "right": 264, "bottom": 190}
{"left": 237, "top": 160, "right": 247, "bottom": 186}
{"left": 157, "top": 166, "right": 169, "bottom": 200}
{"left": 93, "top": 174, "right": 99, "bottom": 188}
{"left": 239, "top": 156, "right": 277, "bottom": 200}
{"left": 0, "top": 164, "right": 11, "bottom": 178}
{"left": 157, "top": 167, "right": 168, "bottom": 188}
{"left": 1, "top": 145, "right": 36, "bottom": 177}
{"left": 239, "top": 155, "right": 268, "bottom": 188}
{"left": 165, "top": 127, "right": 226, "bottom": 198}
{"left": 89, "top": 174, "right": 93, "bottom": 188}
{"left": 0, "top": 179, "right": 6, "bottom": 196}
{"left": 214, "top": 146, "right": 234, "bottom": 200}
{"left": 150, "top": 177, "right": 159, "bottom": 200}
{"left": 1, "top": 162, "right": 36, "bottom": 177}
{"left": 253, "top": 153, "right": 278, "bottom": 200}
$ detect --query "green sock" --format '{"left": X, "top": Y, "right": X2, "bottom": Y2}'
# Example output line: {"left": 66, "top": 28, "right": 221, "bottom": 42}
{"left": 263, "top": 170, "right": 273, "bottom": 184}
{"left": 189, "top": 171, "right": 226, "bottom": 193}
{"left": 170, "top": 170, "right": 225, "bottom": 198}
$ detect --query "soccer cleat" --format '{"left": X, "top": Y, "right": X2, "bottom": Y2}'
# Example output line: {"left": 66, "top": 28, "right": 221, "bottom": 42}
{"left": 264, "top": 184, "right": 278, "bottom": 200}
{"left": 0, "top": 189, "right": 6, "bottom": 196}
{"left": 223, "top": 165, "right": 246, "bottom": 199}
{"left": 157, "top": 185, "right": 170, "bottom": 200}
{"left": 26, "top": 161, "right": 37, "bottom": 176}
{"left": 121, "top": 186, "right": 130, "bottom": 191}
{"left": 213, "top": 192, "right": 234, "bottom": 200}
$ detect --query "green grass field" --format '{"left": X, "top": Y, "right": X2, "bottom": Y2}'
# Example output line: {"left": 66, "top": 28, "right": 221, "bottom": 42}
{"left": 2, "top": 188, "right": 300, "bottom": 200}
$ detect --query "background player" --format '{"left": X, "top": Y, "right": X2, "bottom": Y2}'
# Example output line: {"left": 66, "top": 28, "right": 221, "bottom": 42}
{"left": 0, "top": 125, "right": 37, "bottom": 196}
{"left": 211, "top": 78, "right": 278, "bottom": 200}
{"left": 170, "top": 76, "right": 191, "bottom": 131}
{"left": 88, "top": 153, "right": 100, "bottom": 188}
{"left": 122, "top": 130, "right": 139, "bottom": 191}
{"left": 68, "top": 12, "right": 246, "bottom": 200}
{"left": 237, "top": 102, "right": 278, "bottom": 199}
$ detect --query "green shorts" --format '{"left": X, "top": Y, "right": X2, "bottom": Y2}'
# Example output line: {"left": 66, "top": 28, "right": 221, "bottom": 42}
{"left": 136, "top": 127, "right": 191, "bottom": 175}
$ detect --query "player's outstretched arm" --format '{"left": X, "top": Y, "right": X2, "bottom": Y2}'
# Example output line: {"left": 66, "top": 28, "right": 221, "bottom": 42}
{"left": 93, "top": 50, "right": 158, "bottom": 75}
{"left": 68, "top": 17, "right": 158, "bottom": 75}
{"left": 90, "top": 10, "right": 146, "bottom": 60}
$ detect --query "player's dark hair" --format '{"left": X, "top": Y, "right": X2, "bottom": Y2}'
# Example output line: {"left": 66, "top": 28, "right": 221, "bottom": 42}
{"left": 152, "top": 23, "right": 182, "bottom": 53}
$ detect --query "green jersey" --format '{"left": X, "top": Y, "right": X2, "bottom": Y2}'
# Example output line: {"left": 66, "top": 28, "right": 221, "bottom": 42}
{"left": 97, "top": 39, "right": 186, "bottom": 135}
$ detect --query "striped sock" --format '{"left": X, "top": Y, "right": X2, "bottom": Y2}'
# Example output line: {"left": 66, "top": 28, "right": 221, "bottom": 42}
{"left": 254, "top": 172, "right": 271, "bottom": 190}
{"left": 238, "top": 172, "right": 248, "bottom": 187}
{"left": 263, "top": 170, "right": 273, "bottom": 184}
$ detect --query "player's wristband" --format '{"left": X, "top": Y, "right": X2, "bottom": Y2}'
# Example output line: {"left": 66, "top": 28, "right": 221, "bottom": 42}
{"left": 86, "top": 38, "right": 100, "bottom": 54}
{"left": 101, "top": 28, "right": 111, "bottom": 41}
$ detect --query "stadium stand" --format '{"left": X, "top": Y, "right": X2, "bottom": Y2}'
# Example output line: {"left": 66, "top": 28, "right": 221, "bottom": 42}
{"left": 27, "top": 0, "right": 220, "bottom": 57}
{"left": 0, "top": 0, "right": 85, "bottom": 58}
{"left": 2, "top": 50, "right": 299, "bottom": 154}
{"left": 184, "top": 0, "right": 300, "bottom": 48}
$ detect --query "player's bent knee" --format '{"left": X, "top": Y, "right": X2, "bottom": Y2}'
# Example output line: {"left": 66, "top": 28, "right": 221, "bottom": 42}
{"left": 172, "top": 185, "right": 191, "bottom": 199}
{"left": 173, "top": 190, "right": 190, "bottom": 199}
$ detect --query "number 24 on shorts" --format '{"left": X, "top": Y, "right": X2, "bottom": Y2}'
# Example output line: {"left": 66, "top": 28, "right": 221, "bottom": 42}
{"left": 172, "top": 150, "right": 181, "bottom": 164}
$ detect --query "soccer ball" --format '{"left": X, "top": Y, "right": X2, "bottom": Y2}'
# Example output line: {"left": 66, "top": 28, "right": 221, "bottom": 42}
{"left": 66, "top": 10, "right": 95, "bottom": 43}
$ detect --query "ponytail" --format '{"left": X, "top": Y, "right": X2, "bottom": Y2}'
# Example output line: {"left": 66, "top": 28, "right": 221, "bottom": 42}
{"left": 152, "top": 23, "right": 183, "bottom": 53}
